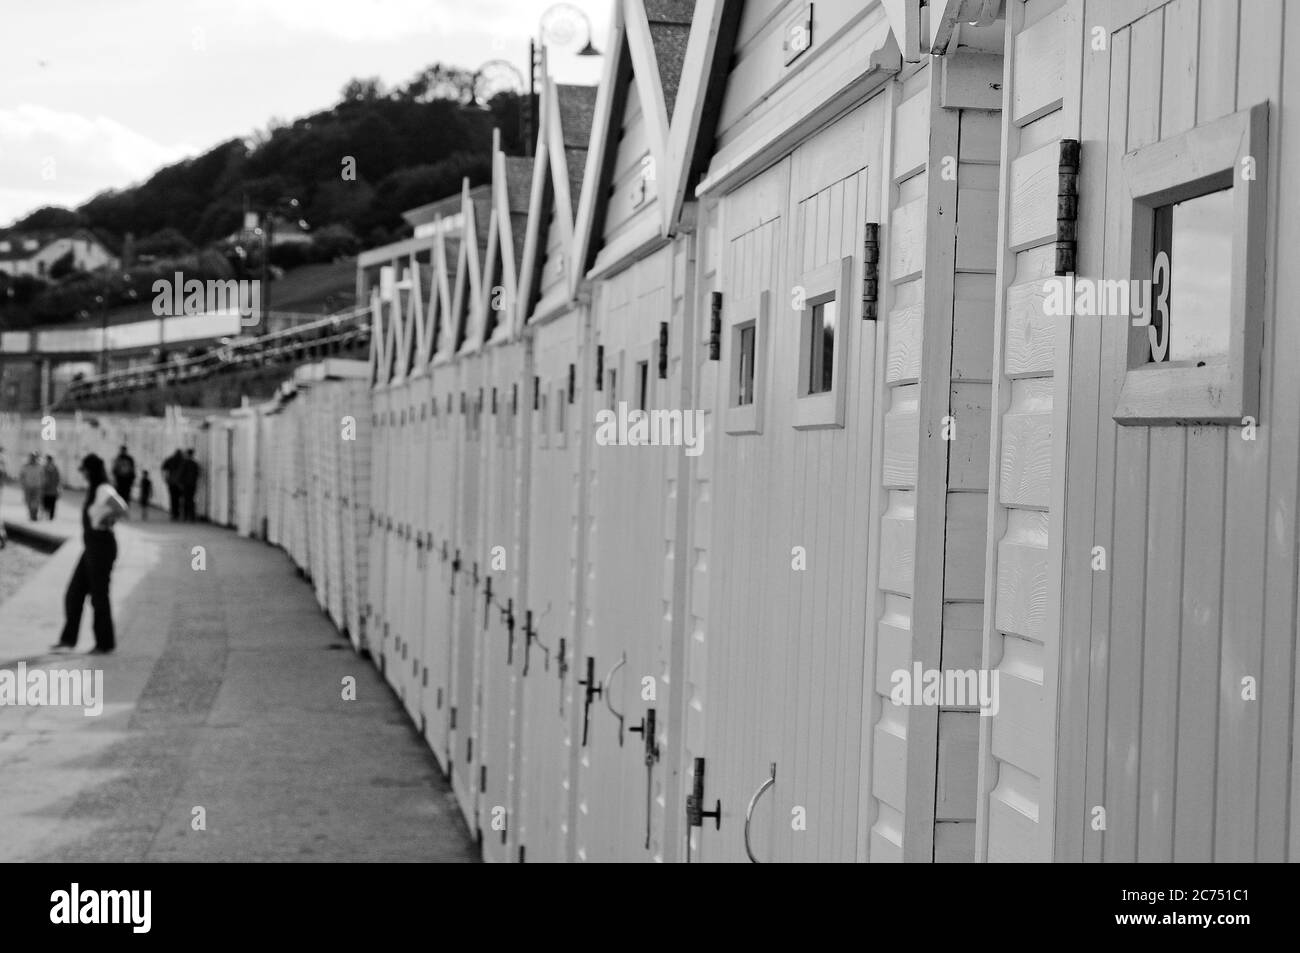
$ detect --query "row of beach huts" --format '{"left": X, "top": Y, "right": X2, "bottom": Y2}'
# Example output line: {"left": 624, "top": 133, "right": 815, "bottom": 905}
{"left": 19, "top": 0, "right": 1300, "bottom": 863}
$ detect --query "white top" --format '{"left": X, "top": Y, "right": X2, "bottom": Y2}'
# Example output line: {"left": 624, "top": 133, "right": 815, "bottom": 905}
{"left": 86, "top": 483, "right": 128, "bottom": 530}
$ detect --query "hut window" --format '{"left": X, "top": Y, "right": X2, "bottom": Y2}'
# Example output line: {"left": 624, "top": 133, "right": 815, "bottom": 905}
{"left": 554, "top": 387, "right": 567, "bottom": 448}
{"left": 607, "top": 368, "right": 618, "bottom": 412}
{"left": 724, "top": 291, "right": 769, "bottom": 436}
{"left": 736, "top": 324, "right": 757, "bottom": 404}
{"left": 636, "top": 360, "right": 649, "bottom": 411}
{"left": 1144, "top": 188, "right": 1232, "bottom": 365}
{"left": 793, "top": 257, "right": 853, "bottom": 429}
{"left": 1115, "top": 103, "right": 1268, "bottom": 424}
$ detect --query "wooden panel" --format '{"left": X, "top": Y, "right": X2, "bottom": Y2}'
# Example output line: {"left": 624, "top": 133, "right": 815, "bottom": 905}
{"left": 886, "top": 294, "right": 924, "bottom": 384}
{"left": 1003, "top": 279, "right": 1054, "bottom": 376}
{"left": 872, "top": 710, "right": 908, "bottom": 811}
{"left": 990, "top": 636, "right": 1047, "bottom": 778}
{"left": 934, "top": 819, "right": 976, "bottom": 860}
{"left": 892, "top": 88, "right": 931, "bottom": 182}
{"left": 879, "top": 494, "right": 916, "bottom": 596}
{"left": 986, "top": 763, "right": 1040, "bottom": 861}
{"left": 935, "top": 711, "right": 979, "bottom": 819}
{"left": 948, "top": 382, "right": 991, "bottom": 491}
{"left": 998, "top": 379, "right": 1053, "bottom": 509}
{"left": 943, "top": 491, "right": 988, "bottom": 601}
{"left": 955, "top": 189, "right": 999, "bottom": 272}
{"left": 1012, "top": 5, "right": 1066, "bottom": 125}
{"left": 882, "top": 386, "right": 920, "bottom": 487}
{"left": 994, "top": 510, "right": 1050, "bottom": 642}
{"left": 889, "top": 196, "right": 927, "bottom": 281}
{"left": 1007, "top": 142, "right": 1061, "bottom": 251}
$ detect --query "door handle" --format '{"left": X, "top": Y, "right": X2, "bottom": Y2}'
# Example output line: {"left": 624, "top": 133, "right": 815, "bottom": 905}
{"left": 577, "top": 656, "right": 602, "bottom": 746}
{"left": 743, "top": 763, "right": 776, "bottom": 864}
{"left": 603, "top": 654, "right": 626, "bottom": 746}
{"left": 627, "top": 707, "right": 659, "bottom": 850}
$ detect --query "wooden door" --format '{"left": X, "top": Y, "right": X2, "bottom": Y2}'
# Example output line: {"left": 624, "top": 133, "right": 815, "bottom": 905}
{"left": 575, "top": 247, "right": 680, "bottom": 862}
{"left": 516, "top": 313, "right": 583, "bottom": 862}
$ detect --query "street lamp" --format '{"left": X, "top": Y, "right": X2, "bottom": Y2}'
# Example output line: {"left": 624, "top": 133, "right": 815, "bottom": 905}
{"left": 253, "top": 196, "right": 304, "bottom": 333}
{"left": 95, "top": 294, "right": 107, "bottom": 375}
{"left": 527, "top": 3, "right": 602, "bottom": 154}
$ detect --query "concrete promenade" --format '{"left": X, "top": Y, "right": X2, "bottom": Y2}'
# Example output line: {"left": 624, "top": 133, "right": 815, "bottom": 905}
{"left": 0, "top": 497, "right": 476, "bottom": 862}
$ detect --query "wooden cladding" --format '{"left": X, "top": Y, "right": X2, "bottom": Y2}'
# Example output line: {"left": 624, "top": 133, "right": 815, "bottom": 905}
{"left": 1055, "top": 139, "right": 1080, "bottom": 275}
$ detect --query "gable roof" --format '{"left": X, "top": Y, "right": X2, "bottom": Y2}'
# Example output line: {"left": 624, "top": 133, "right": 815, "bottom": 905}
{"left": 516, "top": 62, "right": 597, "bottom": 326}
{"left": 570, "top": 0, "right": 697, "bottom": 283}
{"left": 0, "top": 228, "right": 114, "bottom": 262}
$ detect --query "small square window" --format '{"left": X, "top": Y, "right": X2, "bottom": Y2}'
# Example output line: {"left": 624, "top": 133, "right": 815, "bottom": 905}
{"left": 1115, "top": 103, "right": 1268, "bottom": 424}
{"left": 793, "top": 256, "right": 853, "bottom": 429}
{"left": 636, "top": 360, "right": 649, "bottom": 411}
{"left": 1144, "top": 188, "right": 1233, "bottom": 366}
{"left": 724, "top": 291, "right": 769, "bottom": 436}
{"left": 736, "top": 324, "right": 757, "bottom": 405}
{"left": 805, "top": 299, "right": 837, "bottom": 394}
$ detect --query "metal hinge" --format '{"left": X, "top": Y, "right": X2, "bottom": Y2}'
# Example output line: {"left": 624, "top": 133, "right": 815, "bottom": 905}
{"left": 862, "top": 223, "right": 880, "bottom": 319}
{"left": 709, "top": 292, "right": 722, "bottom": 358}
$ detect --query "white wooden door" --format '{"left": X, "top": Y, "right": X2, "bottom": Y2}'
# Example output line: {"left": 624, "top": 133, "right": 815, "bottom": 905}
{"left": 517, "top": 313, "right": 583, "bottom": 862}
{"left": 575, "top": 248, "right": 680, "bottom": 862}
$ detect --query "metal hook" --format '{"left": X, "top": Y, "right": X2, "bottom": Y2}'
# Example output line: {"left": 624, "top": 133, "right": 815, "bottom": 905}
{"left": 743, "top": 762, "right": 776, "bottom": 864}
{"left": 603, "top": 652, "right": 626, "bottom": 746}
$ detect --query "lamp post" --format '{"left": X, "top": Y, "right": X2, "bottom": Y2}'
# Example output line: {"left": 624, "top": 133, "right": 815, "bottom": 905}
{"left": 95, "top": 294, "right": 107, "bottom": 375}
{"left": 527, "top": 3, "right": 602, "bottom": 155}
{"left": 254, "top": 196, "right": 304, "bottom": 334}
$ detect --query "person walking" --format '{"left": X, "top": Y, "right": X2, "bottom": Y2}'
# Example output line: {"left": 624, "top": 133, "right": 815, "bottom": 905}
{"left": 138, "top": 469, "right": 153, "bottom": 519}
{"left": 41, "top": 455, "right": 61, "bottom": 520}
{"left": 180, "top": 449, "right": 200, "bottom": 522}
{"left": 112, "top": 445, "right": 136, "bottom": 504}
{"left": 0, "top": 446, "right": 9, "bottom": 547}
{"left": 162, "top": 449, "right": 184, "bottom": 521}
{"left": 51, "top": 454, "right": 127, "bottom": 655}
{"left": 19, "top": 452, "right": 44, "bottom": 521}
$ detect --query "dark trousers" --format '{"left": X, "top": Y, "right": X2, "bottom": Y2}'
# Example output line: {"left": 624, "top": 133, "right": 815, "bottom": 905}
{"left": 168, "top": 485, "right": 181, "bottom": 520}
{"left": 182, "top": 489, "right": 197, "bottom": 522}
{"left": 140, "top": 493, "right": 151, "bottom": 519}
{"left": 59, "top": 534, "right": 117, "bottom": 650}
{"left": 114, "top": 478, "right": 133, "bottom": 504}
{"left": 42, "top": 494, "right": 57, "bottom": 519}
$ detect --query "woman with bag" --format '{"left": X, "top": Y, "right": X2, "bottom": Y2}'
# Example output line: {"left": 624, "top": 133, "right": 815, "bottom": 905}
{"left": 51, "top": 454, "right": 127, "bottom": 655}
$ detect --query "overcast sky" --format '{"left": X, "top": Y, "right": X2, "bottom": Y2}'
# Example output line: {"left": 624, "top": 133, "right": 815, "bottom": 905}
{"left": 0, "top": 0, "right": 612, "bottom": 227}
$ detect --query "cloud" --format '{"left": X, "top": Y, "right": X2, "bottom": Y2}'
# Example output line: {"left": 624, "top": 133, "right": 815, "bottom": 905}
{"left": 220, "top": 0, "right": 454, "bottom": 43}
{"left": 0, "top": 105, "right": 196, "bottom": 224}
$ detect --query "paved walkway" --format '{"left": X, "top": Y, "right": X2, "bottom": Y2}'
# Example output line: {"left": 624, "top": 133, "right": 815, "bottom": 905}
{"left": 0, "top": 505, "right": 477, "bottom": 862}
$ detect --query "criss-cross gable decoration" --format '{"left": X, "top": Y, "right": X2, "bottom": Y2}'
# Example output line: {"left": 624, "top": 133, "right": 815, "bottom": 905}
{"left": 571, "top": 0, "right": 696, "bottom": 285}
{"left": 517, "top": 60, "right": 597, "bottom": 326}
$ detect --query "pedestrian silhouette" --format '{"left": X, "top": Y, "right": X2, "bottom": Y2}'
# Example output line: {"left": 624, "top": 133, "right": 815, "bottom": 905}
{"left": 52, "top": 454, "right": 127, "bottom": 655}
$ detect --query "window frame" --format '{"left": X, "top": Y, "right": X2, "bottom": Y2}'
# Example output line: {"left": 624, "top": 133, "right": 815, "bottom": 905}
{"left": 1114, "top": 102, "right": 1269, "bottom": 425}
{"left": 793, "top": 256, "right": 853, "bottom": 430}
{"left": 724, "top": 290, "right": 770, "bottom": 435}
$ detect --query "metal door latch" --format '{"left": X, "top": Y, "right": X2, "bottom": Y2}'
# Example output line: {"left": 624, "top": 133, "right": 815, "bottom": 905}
{"left": 578, "top": 656, "right": 602, "bottom": 746}
{"left": 685, "top": 756, "right": 721, "bottom": 831}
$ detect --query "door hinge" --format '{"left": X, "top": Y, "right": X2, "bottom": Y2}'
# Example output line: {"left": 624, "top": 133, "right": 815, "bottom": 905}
{"left": 862, "top": 223, "right": 880, "bottom": 319}
{"left": 685, "top": 756, "right": 722, "bottom": 831}
{"left": 450, "top": 706, "right": 457, "bottom": 730}
{"left": 596, "top": 345, "right": 604, "bottom": 389}
{"left": 480, "top": 765, "right": 487, "bottom": 791}
{"left": 709, "top": 291, "right": 722, "bottom": 359}
{"left": 658, "top": 322, "right": 669, "bottom": 379}
{"left": 567, "top": 363, "right": 575, "bottom": 403}
{"left": 1055, "top": 139, "right": 1081, "bottom": 275}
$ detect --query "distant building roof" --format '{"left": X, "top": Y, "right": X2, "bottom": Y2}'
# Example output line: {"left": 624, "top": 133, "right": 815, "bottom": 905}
{"left": 402, "top": 192, "right": 468, "bottom": 230}
{"left": 0, "top": 229, "right": 114, "bottom": 262}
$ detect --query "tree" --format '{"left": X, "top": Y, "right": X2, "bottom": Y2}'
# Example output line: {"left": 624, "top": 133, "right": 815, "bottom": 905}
{"left": 341, "top": 77, "right": 385, "bottom": 103}
{"left": 136, "top": 227, "right": 194, "bottom": 258}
